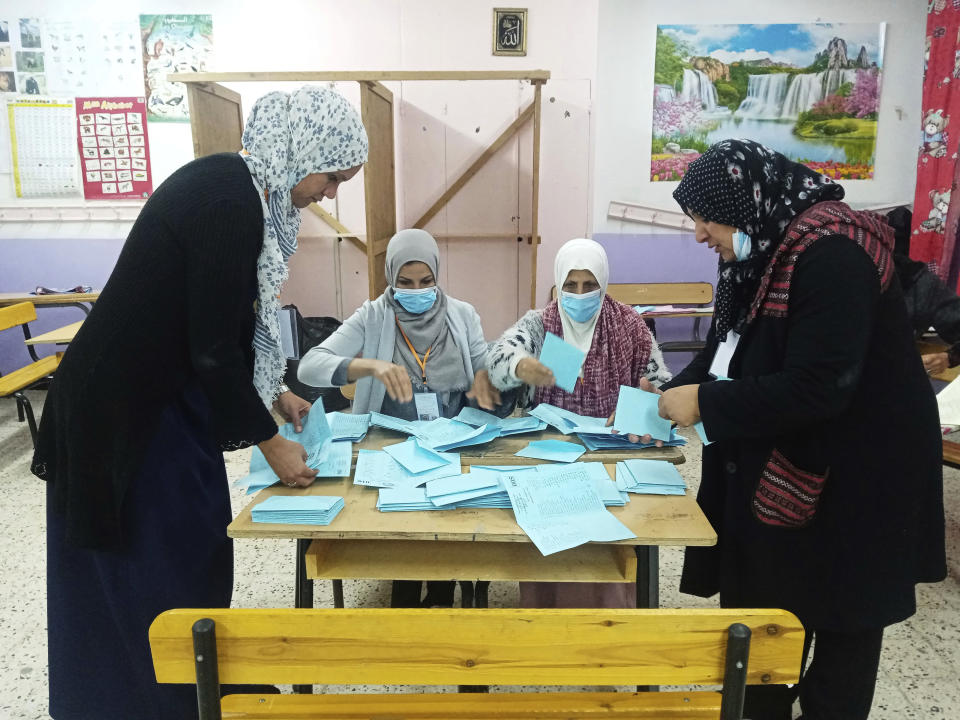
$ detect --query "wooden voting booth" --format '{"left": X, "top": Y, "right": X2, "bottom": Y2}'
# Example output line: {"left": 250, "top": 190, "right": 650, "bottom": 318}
{"left": 172, "top": 71, "right": 550, "bottom": 305}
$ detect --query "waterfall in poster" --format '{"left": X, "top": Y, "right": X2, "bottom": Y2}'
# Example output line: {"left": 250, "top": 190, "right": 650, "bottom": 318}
{"left": 736, "top": 69, "right": 860, "bottom": 119}
{"left": 680, "top": 69, "right": 731, "bottom": 117}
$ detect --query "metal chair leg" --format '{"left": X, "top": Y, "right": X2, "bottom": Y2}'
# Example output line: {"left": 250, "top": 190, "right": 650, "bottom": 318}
{"left": 13, "top": 392, "right": 39, "bottom": 448}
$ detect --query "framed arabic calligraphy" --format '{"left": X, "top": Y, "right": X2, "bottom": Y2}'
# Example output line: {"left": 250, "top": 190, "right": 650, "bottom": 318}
{"left": 493, "top": 8, "right": 527, "bottom": 56}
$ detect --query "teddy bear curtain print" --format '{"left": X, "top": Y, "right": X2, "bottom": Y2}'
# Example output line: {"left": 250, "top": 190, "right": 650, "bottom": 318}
{"left": 913, "top": 1, "right": 960, "bottom": 287}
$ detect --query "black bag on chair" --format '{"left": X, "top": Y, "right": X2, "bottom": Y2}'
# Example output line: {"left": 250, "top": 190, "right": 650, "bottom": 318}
{"left": 281, "top": 304, "right": 350, "bottom": 411}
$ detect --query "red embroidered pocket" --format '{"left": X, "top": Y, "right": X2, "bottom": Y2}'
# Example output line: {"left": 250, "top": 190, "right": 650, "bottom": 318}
{"left": 752, "top": 449, "right": 828, "bottom": 528}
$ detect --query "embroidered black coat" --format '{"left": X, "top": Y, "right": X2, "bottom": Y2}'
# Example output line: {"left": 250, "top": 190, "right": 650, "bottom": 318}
{"left": 665, "top": 234, "right": 946, "bottom": 631}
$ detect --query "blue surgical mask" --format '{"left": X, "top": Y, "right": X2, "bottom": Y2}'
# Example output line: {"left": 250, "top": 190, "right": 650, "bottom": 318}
{"left": 394, "top": 286, "right": 437, "bottom": 314}
{"left": 733, "top": 231, "right": 752, "bottom": 261}
{"left": 560, "top": 288, "right": 602, "bottom": 323}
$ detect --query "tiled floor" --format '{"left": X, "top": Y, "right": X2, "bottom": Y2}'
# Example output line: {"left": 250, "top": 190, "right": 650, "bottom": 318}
{"left": 1, "top": 389, "right": 958, "bottom": 718}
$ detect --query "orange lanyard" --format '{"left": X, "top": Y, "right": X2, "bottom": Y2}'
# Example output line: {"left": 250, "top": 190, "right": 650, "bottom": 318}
{"left": 395, "top": 317, "right": 431, "bottom": 382}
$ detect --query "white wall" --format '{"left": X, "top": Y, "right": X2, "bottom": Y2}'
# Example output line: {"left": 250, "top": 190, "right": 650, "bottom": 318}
{"left": 592, "top": 0, "right": 926, "bottom": 234}
{"left": 1, "top": 0, "right": 598, "bottom": 332}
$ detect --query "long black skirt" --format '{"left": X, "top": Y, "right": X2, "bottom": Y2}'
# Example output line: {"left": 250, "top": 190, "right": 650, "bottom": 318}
{"left": 46, "top": 385, "right": 233, "bottom": 719}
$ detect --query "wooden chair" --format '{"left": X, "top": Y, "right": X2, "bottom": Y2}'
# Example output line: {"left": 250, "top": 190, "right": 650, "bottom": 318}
{"left": 0, "top": 302, "right": 60, "bottom": 447}
{"left": 150, "top": 607, "right": 804, "bottom": 720}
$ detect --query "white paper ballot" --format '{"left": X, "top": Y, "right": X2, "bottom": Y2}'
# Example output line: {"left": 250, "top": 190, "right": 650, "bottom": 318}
{"left": 937, "top": 374, "right": 960, "bottom": 426}
{"left": 709, "top": 330, "right": 740, "bottom": 379}
{"left": 501, "top": 465, "right": 635, "bottom": 555}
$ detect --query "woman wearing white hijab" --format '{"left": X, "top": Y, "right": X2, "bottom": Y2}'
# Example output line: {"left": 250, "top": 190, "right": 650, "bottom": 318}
{"left": 33, "top": 86, "right": 367, "bottom": 719}
{"left": 486, "top": 238, "right": 672, "bottom": 608}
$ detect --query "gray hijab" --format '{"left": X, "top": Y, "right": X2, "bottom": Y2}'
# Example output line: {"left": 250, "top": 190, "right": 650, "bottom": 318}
{"left": 384, "top": 230, "right": 469, "bottom": 392}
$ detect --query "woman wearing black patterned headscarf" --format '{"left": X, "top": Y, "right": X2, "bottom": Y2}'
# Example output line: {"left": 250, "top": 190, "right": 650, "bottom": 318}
{"left": 654, "top": 140, "right": 945, "bottom": 719}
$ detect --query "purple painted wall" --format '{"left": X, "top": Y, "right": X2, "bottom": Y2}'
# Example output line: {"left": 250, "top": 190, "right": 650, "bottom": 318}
{"left": 0, "top": 236, "right": 125, "bottom": 371}
{"left": 593, "top": 232, "right": 719, "bottom": 373}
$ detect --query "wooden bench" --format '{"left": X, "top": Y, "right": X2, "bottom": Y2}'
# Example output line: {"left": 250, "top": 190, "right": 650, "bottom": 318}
{"left": 0, "top": 302, "right": 61, "bottom": 447}
{"left": 150, "top": 607, "right": 804, "bottom": 720}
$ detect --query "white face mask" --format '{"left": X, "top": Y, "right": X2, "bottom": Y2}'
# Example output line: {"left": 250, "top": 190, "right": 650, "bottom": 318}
{"left": 733, "top": 231, "right": 752, "bottom": 261}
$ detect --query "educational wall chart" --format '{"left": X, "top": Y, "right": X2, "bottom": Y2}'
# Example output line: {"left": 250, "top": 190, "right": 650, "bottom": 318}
{"left": 43, "top": 19, "right": 143, "bottom": 96}
{"left": 75, "top": 97, "right": 152, "bottom": 200}
{"left": 651, "top": 23, "right": 885, "bottom": 181}
{"left": 139, "top": 14, "right": 213, "bottom": 122}
{"left": 0, "top": 17, "right": 47, "bottom": 97}
{"left": 7, "top": 95, "right": 80, "bottom": 197}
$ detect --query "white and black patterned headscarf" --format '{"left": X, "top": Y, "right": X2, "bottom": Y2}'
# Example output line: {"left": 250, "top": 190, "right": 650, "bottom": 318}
{"left": 241, "top": 86, "right": 368, "bottom": 406}
{"left": 673, "top": 139, "right": 844, "bottom": 339}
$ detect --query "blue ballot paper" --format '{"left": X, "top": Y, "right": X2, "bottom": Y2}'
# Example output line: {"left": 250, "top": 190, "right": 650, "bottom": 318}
{"left": 415, "top": 418, "right": 500, "bottom": 451}
{"left": 539, "top": 331, "right": 586, "bottom": 393}
{"left": 577, "top": 427, "right": 687, "bottom": 451}
{"left": 615, "top": 459, "right": 686, "bottom": 495}
{"left": 312, "top": 441, "right": 352, "bottom": 477}
{"left": 328, "top": 412, "right": 370, "bottom": 442}
{"left": 693, "top": 422, "right": 712, "bottom": 446}
{"left": 383, "top": 439, "right": 450, "bottom": 474}
{"left": 528, "top": 403, "right": 602, "bottom": 435}
{"left": 454, "top": 408, "right": 547, "bottom": 436}
{"left": 251, "top": 495, "right": 345, "bottom": 525}
{"left": 515, "top": 439, "right": 586, "bottom": 463}
{"left": 612, "top": 385, "right": 673, "bottom": 441}
{"left": 369, "top": 411, "right": 421, "bottom": 435}
{"left": 354, "top": 448, "right": 460, "bottom": 488}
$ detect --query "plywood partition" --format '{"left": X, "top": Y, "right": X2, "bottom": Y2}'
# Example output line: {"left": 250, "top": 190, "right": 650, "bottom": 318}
{"left": 359, "top": 81, "right": 396, "bottom": 298}
{"left": 184, "top": 82, "right": 244, "bottom": 157}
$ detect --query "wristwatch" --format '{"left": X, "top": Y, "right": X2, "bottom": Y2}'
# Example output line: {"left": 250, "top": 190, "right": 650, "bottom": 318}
{"left": 278, "top": 383, "right": 290, "bottom": 395}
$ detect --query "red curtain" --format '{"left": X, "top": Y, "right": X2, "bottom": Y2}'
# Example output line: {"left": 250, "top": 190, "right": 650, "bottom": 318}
{"left": 912, "top": 1, "right": 960, "bottom": 287}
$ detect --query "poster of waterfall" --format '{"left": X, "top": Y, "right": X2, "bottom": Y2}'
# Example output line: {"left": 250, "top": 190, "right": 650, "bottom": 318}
{"left": 652, "top": 23, "right": 885, "bottom": 182}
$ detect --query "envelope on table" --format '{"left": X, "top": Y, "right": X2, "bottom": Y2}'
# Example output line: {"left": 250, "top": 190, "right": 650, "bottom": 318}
{"left": 383, "top": 439, "right": 451, "bottom": 474}
{"left": 612, "top": 385, "right": 673, "bottom": 441}
{"left": 539, "top": 332, "right": 586, "bottom": 393}
{"left": 515, "top": 439, "right": 586, "bottom": 463}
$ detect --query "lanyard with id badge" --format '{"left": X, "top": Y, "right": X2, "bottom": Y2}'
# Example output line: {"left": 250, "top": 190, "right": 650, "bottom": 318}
{"left": 396, "top": 318, "right": 442, "bottom": 421}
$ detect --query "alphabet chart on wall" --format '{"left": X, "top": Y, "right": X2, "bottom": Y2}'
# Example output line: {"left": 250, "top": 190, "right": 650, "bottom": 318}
{"left": 7, "top": 95, "right": 80, "bottom": 198}
{"left": 75, "top": 96, "right": 152, "bottom": 200}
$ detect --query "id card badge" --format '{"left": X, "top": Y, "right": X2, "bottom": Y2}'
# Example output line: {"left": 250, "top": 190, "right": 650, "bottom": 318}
{"left": 708, "top": 330, "right": 740, "bottom": 379}
{"left": 414, "top": 392, "right": 441, "bottom": 421}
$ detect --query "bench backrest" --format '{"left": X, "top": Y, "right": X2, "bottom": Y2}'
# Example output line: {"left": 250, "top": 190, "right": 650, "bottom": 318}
{"left": 551, "top": 282, "right": 713, "bottom": 306}
{"left": 0, "top": 302, "right": 37, "bottom": 334}
{"left": 151, "top": 607, "right": 803, "bottom": 687}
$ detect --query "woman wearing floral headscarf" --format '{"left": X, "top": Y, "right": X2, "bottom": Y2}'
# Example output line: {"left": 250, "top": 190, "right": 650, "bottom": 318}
{"left": 33, "top": 86, "right": 367, "bottom": 719}
{"left": 656, "top": 140, "right": 945, "bottom": 720}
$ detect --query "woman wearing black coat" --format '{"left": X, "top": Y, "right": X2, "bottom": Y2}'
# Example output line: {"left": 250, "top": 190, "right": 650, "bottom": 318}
{"left": 655, "top": 140, "right": 946, "bottom": 720}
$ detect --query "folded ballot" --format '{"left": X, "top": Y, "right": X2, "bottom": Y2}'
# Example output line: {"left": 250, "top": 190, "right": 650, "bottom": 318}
{"left": 353, "top": 448, "right": 461, "bottom": 489}
{"left": 615, "top": 459, "right": 686, "bottom": 495}
{"left": 515, "top": 439, "right": 586, "bottom": 463}
{"left": 251, "top": 495, "right": 345, "bottom": 525}
{"left": 328, "top": 412, "right": 370, "bottom": 442}
{"left": 454, "top": 407, "right": 547, "bottom": 436}
{"left": 414, "top": 418, "right": 500, "bottom": 451}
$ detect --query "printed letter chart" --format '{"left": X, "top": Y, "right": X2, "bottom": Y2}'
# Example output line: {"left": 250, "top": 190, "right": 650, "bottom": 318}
{"left": 7, "top": 96, "right": 80, "bottom": 198}
{"left": 75, "top": 97, "right": 152, "bottom": 200}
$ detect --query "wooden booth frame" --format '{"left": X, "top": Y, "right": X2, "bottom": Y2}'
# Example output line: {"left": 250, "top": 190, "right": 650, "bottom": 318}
{"left": 172, "top": 71, "right": 550, "bottom": 306}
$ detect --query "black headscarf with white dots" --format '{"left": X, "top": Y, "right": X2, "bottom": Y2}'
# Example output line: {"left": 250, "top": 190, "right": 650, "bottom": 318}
{"left": 673, "top": 139, "right": 845, "bottom": 339}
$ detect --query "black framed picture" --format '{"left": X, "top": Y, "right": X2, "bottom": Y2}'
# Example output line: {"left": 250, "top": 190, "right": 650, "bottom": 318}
{"left": 493, "top": 8, "right": 527, "bottom": 56}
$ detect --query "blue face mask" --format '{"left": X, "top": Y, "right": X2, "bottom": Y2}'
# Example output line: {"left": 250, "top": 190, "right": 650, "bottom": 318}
{"left": 732, "top": 230, "right": 752, "bottom": 262}
{"left": 560, "top": 288, "right": 602, "bottom": 323}
{"left": 394, "top": 286, "right": 437, "bottom": 314}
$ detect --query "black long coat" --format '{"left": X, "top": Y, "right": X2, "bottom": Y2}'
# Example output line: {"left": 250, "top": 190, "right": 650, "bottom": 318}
{"left": 665, "top": 235, "right": 946, "bottom": 631}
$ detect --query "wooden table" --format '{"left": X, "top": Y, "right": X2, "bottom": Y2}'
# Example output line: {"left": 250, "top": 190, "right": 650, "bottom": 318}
{"left": 23, "top": 320, "right": 82, "bottom": 346}
{"left": 228, "top": 427, "right": 712, "bottom": 613}
{"left": 0, "top": 291, "right": 100, "bottom": 315}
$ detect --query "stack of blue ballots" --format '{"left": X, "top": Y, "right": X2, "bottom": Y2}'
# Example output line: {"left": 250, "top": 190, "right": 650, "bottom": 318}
{"left": 234, "top": 399, "right": 354, "bottom": 495}
{"left": 369, "top": 412, "right": 501, "bottom": 451}
{"left": 615, "top": 459, "right": 686, "bottom": 495}
{"left": 328, "top": 412, "right": 370, "bottom": 442}
{"left": 528, "top": 402, "right": 687, "bottom": 451}
{"left": 377, "top": 461, "right": 626, "bottom": 512}
{"left": 353, "top": 447, "right": 460, "bottom": 489}
{"left": 251, "top": 495, "right": 345, "bottom": 524}
{"left": 454, "top": 407, "right": 547, "bottom": 436}
{"left": 528, "top": 403, "right": 602, "bottom": 434}
{"left": 578, "top": 427, "right": 688, "bottom": 451}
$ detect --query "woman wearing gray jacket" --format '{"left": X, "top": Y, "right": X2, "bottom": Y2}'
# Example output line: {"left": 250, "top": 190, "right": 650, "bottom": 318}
{"left": 298, "top": 228, "right": 494, "bottom": 419}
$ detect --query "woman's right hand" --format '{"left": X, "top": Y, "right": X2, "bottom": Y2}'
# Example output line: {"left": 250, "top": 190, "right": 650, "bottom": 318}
{"left": 605, "top": 378, "right": 664, "bottom": 447}
{"left": 258, "top": 434, "right": 317, "bottom": 488}
{"left": 516, "top": 357, "right": 556, "bottom": 387}
{"left": 366, "top": 359, "right": 414, "bottom": 403}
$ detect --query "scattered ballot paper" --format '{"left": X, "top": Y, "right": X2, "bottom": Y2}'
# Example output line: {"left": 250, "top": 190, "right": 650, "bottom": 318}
{"left": 501, "top": 465, "right": 635, "bottom": 555}
{"left": 251, "top": 495, "right": 345, "bottom": 525}
{"left": 454, "top": 407, "right": 547, "bottom": 436}
{"left": 328, "top": 412, "right": 370, "bottom": 442}
{"left": 613, "top": 385, "right": 673, "bottom": 441}
{"left": 578, "top": 427, "right": 687, "bottom": 450}
{"left": 539, "top": 331, "right": 587, "bottom": 393}
{"left": 615, "top": 459, "right": 686, "bottom": 495}
{"left": 353, "top": 448, "right": 461, "bottom": 488}
{"left": 383, "top": 439, "right": 451, "bottom": 474}
{"left": 515, "top": 439, "right": 586, "bottom": 463}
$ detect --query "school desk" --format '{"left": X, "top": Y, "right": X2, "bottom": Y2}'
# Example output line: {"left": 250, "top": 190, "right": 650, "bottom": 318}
{"left": 0, "top": 291, "right": 100, "bottom": 315}
{"left": 228, "top": 428, "right": 713, "bottom": 614}
{"left": 23, "top": 320, "right": 82, "bottom": 346}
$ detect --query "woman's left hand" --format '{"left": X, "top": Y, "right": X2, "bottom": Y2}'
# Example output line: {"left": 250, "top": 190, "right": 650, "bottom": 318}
{"left": 658, "top": 384, "right": 701, "bottom": 427}
{"left": 274, "top": 390, "right": 312, "bottom": 432}
{"left": 467, "top": 369, "right": 502, "bottom": 410}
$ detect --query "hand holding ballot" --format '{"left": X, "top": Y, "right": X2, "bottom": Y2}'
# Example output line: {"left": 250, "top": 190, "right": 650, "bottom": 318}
{"left": 658, "top": 383, "right": 701, "bottom": 427}
{"left": 516, "top": 356, "right": 556, "bottom": 387}
{"left": 605, "top": 378, "right": 664, "bottom": 447}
